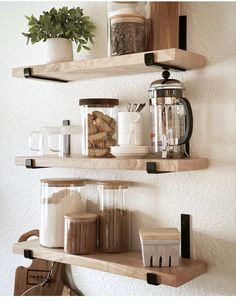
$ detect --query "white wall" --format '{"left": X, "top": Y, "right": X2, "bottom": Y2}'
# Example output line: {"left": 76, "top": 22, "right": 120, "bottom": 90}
{"left": 1, "top": 1, "right": 236, "bottom": 296}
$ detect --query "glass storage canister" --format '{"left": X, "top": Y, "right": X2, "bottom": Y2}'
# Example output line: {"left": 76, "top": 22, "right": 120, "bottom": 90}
{"left": 64, "top": 213, "right": 97, "bottom": 255}
{"left": 98, "top": 181, "right": 130, "bottom": 253}
{"left": 40, "top": 178, "right": 87, "bottom": 248}
{"left": 108, "top": 1, "right": 146, "bottom": 56}
{"left": 79, "top": 98, "right": 119, "bottom": 158}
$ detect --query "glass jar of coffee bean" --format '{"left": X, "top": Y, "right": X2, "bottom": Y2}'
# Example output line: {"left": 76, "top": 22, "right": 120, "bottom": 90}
{"left": 108, "top": 2, "right": 146, "bottom": 56}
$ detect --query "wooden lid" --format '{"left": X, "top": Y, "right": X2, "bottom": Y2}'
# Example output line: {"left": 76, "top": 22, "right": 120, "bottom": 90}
{"left": 97, "top": 180, "right": 130, "bottom": 189}
{"left": 79, "top": 98, "right": 119, "bottom": 107}
{"left": 110, "top": 14, "right": 145, "bottom": 20}
{"left": 64, "top": 212, "right": 97, "bottom": 221}
{"left": 139, "top": 228, "right": 180, "bottom": 241}
{"left": 41, "top": 178, "right": 87, "bottom": 187}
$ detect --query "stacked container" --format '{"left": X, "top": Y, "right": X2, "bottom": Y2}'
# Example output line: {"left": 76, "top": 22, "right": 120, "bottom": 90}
{"left": 108, "top": 2, "right": 146, "bottom": 56}
{"left": 64, "top": 212, "right": 97, "bottom": 255}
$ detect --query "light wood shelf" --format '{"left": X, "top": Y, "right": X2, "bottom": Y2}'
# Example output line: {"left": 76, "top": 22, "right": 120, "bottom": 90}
{"left": 12, "top": 239, "right": 207, "bottom": 287}
{"left": 12, "top": 49, "right": 206, "bottom": 82}
{"left": 15, "top": 156, "right": 209, "bottom": 173}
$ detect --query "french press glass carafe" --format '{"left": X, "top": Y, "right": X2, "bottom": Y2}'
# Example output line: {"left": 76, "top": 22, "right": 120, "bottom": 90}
{"left": 149, "top": 71, "right": 193, "bottom": 158}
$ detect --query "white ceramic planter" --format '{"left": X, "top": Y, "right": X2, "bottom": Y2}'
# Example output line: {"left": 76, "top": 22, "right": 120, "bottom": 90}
{"left": 46, "top": 38, "right": 73, "bottom": 63}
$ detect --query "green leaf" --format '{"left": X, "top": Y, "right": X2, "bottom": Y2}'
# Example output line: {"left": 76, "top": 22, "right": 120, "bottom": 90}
{"left": 82, "top": 45, "right": 90, "bottom": 50}
{"left": 77, "top": 44, "right": 82, "bottom": 52}
{"left": 22, "top": 6, "right": 96, "bottom": 52}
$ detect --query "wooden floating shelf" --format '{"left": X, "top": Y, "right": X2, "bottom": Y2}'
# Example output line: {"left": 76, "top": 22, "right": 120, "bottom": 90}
{"left": 12, "top": 239, "right": 207, "bottom": 287}
{"left": 12, "top": 49, "right": 206, "bottom": 82}
{"left": 15, "top": 156, "right": 209, "bottom": 173}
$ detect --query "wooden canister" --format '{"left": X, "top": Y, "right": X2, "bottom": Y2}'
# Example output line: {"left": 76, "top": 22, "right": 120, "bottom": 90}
{"left": 64, "top": 213, "right": 97, "bottom": 255}
{"left": 146, "top": 2, "right": 180, "bottom": 50}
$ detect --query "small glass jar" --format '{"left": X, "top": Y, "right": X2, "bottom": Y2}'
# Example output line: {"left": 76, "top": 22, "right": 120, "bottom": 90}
{"left": 40, "top": 178, "right": 87, "bottom": 248}
{"left": 64, "top": 213, "right": 97, "bottom": 255}
{"left": 108, "top": 1, "right": 146, "bottom": 56}
{"left": 79, "top": 98, "right": 119, "bottom": 158}
{"left": 97, "top": 181, "right": 130, "bottom": 253}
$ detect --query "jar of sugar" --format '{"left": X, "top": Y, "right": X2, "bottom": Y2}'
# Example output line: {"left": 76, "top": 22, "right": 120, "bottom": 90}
{"left": 40, "top": 178, "right": 87, "bottom": 248}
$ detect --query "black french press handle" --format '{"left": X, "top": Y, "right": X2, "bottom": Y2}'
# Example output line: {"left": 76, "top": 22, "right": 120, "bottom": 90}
{"left": 178, "top": 97, "right": 193, "bottom": 145}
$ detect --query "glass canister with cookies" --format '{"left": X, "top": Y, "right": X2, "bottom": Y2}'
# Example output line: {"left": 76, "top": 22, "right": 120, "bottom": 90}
{"left": 79, "top": 98, "right": 119, "bottom": 157}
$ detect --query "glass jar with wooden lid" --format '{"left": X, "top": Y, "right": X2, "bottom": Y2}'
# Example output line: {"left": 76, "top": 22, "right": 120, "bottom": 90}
{"left": 64, "top": 212, "right": 98, "bottom": 255}
{"left": 108, "top": 2, "right": 146, "bottom": 56}
{"left": 97, "top": 180, "right": 130, "bottom": 253}
{"left": 40, "top": 178, "right": 87, "bottom": 248}
{"left": 79, "top": 98, "right": 119, "bottom": 158}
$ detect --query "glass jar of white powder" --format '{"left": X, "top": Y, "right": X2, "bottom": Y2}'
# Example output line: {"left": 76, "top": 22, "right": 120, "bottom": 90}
{"left": 40, "top": 178, "right": 87, "bottom": 248}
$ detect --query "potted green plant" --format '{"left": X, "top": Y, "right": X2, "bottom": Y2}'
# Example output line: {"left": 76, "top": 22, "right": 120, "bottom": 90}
{"left": 22, "top": 6, "right": 96, "bottom": 63}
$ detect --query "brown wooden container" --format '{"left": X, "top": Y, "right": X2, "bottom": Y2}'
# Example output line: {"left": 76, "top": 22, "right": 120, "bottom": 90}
{"left": 64, "top": 213, "right": 97, "bottom": 255}
{"left": 146, "top": 2, "right": 179, "bottom": 51}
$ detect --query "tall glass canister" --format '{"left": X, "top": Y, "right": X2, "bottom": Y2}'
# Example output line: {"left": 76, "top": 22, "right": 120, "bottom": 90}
{"left": 97, "top": 181, "right": 130, "bottom": 253}
{"left": 40, "top": 178, "right": 87, "bottom": 248}
{"left": 79, "top": 98, "right": 119, "bottom": 158}
{"left": 108, "top": 2, "right": 146, "bottom": 56}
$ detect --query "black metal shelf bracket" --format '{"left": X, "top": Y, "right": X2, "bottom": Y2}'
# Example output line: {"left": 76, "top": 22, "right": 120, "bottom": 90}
{"left": 181, "top": 214, "right": 190, "bottom": 259}
{"left": 144, "top": 53, "right": 186, "bottom": 72}
{"left": 25, "top": 159, "right": 47, "bottom": 169}
{"left": 146, "top": 162, "right": 172, "bottom": 174}
{"left": 146, "top": 273, "right": 160, "bottom": 286}
{"left": 179, "top": 15, "right": 187, "bottom": 51}
{"left": 24, "top": 249, "right": 34, "bottom": 259}
{"left": 24, "top": 68, "right": 68, "bottom": 83}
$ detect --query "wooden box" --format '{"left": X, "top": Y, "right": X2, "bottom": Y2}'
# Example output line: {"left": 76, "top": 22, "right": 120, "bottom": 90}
{"left": 139, "top": 228, "right": 180, "bottom": 267}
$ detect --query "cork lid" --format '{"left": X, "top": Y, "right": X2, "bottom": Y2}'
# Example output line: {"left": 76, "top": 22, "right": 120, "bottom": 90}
{"left": 97, "top": 180, "right": 130, "bottom": 189}
{"left": 41, "top": 178, "right": 87, "bottom": 187}
{"left": 79, "top": 98, "right": 119, "bottom": 107}
{"left": 64, "top": 212, "right": 97, "bottom": 222}
{"left": 139, "top": 228, "right": 180, "bottom": 241}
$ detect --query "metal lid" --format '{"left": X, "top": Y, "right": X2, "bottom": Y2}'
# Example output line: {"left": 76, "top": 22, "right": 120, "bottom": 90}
{"left": 79, "top": 98, "right": 119, "bottom": 107}
{"left": 149, "top": 78, "right": 185, "bottom": 91}
{"left": 64, "top": 212, "right": 97, "bottom": 221}
{"left": 97, "top": 180, "right": 130, "bottom": 189}
{"left": 41, "top": 178, "right": 87, "bottom": 187}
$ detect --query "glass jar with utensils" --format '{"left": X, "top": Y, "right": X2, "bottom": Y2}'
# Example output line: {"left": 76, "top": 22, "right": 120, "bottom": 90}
{"left": 127, "top": 102, "right": 146, "bottom": 113}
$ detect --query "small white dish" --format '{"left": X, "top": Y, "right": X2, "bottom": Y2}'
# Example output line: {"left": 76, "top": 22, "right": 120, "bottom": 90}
{"left": 111, "top": 152, "right": 148, "bottom": 158}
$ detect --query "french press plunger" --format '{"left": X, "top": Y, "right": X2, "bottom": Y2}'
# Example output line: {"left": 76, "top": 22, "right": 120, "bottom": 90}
{"left": 149, "top": 71, "right": 193, "bottom": 159}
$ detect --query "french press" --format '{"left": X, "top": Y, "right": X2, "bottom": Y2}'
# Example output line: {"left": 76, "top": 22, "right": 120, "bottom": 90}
{"left": 149, "top": 71, "right": 193, "bottom": 159}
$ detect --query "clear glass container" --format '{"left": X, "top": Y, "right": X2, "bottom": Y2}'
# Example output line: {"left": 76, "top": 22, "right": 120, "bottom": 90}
{"left": 40, "top": 178, "right": 87, "bottom": 248}
{"left": 64, "top": 213, "right": 97, "bottom": 255}
{"left": 79, "top": 98, "right": 119, "bottom": 158}
{"left": 97, "top": 181, "right": 130, "bottom": 253}
{"left": 108, "top": 1, "right": 146, "bottom": 56}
